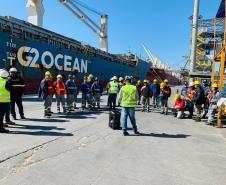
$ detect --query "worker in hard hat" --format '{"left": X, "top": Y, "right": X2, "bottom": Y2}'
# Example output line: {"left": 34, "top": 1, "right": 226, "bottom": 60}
{"left": 81, "top": 76, "right": 92, "bottom": 110}
{"left": 91, "top": 77, "right": 103, "bottom": 109}
{"left": 8, "top": 67, "right": 26, "bottom": 120}
{"left": 108, "top": 76, "right": 119, "bottom": 109}
{"left": 141, "top": 80, "right": 152, "bottom": 112}
{"left": 184, "top": 82, "right": 195, "bottom": 119}
{"left": 65, "top": 74, "right": 76, "bottom": 112}
{"left": 38, "top": 71, "right": 54, "bottom": 117}
{"left": 53, "top": 74, "right": 67, "bottom": 113}
{"left": 0, "top": 69, "right": 12, "bottom": 133}
{"left": 201, "top": 80, "right": 211, "bottom": 119}
{"left": 118, "top": 76, "right": 139, "bottom": 136}
{"left": 88, "top": 74, "right": 94, "bottom": 82}
{"left": 72, "top": 75, "right": 79, "bottom": 109}
{"left": 173, "top": 94, "right": 185, "bottom": 119}
{"left": 118, "top": 77, "right": 125, "bottom": 89}
{"left": 181, "top": 81, "right": 189, "bottom": 99}
{"left": 191, "top": 80, "right": 206, "bottom": 122}
{"left": 207, "top": 83, "right": 220, "bottom": 125}
{"left": 117, "top": 77, "right": 125, "bottom": 106}
{"left": 106, "top": 77, "right": 113, "bottom": 107}
{"left": 159, "top": 80, "right": 171, "bottom": 115}
{"left": 136, "top": 80, "right": 142, "bottom": 105}
{"left": 150, "top": 79, "right": 160, "bottom": 108}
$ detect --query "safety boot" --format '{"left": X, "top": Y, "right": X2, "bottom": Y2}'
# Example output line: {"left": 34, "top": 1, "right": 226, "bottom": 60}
{"left": 5, "top": 120, "right": 16, "bottom": 125}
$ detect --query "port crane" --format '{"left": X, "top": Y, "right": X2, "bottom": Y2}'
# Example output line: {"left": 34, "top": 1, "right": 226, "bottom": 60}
{"left": 26, "top": 0, "right": 108, "bottom": 52}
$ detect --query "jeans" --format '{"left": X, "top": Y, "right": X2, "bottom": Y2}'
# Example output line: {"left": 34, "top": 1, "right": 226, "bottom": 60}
{"left": 121, "top": 107, "right": 137, "bottom": 132}
{"left": 82, "top": 93, "right": 91, "bottom": 108}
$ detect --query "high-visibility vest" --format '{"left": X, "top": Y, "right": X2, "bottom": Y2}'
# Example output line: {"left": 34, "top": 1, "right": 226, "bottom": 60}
{"left": 109, "top": 81, "right": 119, "bottom": 94}
{"left": 121, "top": 85, "right": 137, "bottom": 107}
{"left": 0, "top": 77, "right": 10, "bottom": 103}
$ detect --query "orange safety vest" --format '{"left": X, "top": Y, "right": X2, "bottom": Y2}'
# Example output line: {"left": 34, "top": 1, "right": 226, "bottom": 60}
{"left": 54, "top": 81, "right": 66, "bottom": 95}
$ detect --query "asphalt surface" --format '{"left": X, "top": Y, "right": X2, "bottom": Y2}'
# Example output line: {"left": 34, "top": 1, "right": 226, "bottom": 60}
{"left": 0, "top": 93, "right": 226, "bottom": 185}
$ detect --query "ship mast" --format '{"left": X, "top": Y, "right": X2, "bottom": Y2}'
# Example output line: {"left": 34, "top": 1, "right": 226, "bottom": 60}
{"left": 26, "top": 0, "right": 44, "bottom": 27}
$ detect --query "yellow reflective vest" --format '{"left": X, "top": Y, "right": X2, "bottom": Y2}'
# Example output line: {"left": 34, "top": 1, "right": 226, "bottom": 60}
{"left": 121, "top": 85, "right": 137, "bottom": 107}
{"left": 0, "top": 77, "right": 10, "bottom": 103}
{"left": 109, "top": 81, "right": 119, "bottom": 94}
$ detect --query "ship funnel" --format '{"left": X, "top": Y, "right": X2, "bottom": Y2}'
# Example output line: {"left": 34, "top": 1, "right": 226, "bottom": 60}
{"left": 26, "top": 0, "right": 45, "bottom": 27}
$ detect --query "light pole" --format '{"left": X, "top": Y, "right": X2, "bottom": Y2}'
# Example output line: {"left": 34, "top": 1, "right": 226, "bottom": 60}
{"left": 190, "top": 0, "right": 200, "bottom": 80}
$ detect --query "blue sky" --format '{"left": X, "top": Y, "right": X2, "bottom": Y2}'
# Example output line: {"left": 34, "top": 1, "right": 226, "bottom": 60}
{"left": 0, "top": 0, "right": 220, "bottom": 69}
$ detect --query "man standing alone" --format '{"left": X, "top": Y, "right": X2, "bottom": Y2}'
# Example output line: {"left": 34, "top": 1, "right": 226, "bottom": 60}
{"left": 108, "top": 76, "right": 119, "bottom": 109}
{"left": 8, "top": 68, "right": 26, "bottom": 120}
{"left": 118, "top": 76, "right": 139, "bottom": 136}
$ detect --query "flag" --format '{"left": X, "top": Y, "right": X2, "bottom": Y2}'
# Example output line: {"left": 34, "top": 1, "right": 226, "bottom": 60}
{"left": 216, "top": 0, "right": 225, "bottom": 18}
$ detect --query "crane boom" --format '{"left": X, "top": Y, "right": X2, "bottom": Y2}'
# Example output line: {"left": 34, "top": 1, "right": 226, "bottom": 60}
{"left": 26, "top": 0, "right": 108, "bottom": 52}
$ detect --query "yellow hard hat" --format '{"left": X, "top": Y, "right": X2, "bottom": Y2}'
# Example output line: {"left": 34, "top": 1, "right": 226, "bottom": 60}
{"left": 45, "top": 71, "right": 52, "bottom": 77}
{"left": 143, "top": 79, "right": 148, "bottom": 83}
{"left": 194, "top": 80, "right": 200, "bottom": 86}
{"left": 164, "top": 79, "right": 168, "bottom": 83}
{"left": 175, "top": 94, "right": 180, "bottom": 100}
{"left": 212, "top": 83, "right": 218, "bottom": 88}
{"left": 87, "top": 77, "right": 92, "bottom": 82}
{"left": 137, "top": 80, "right": 141, "bottom": 83}
{"left": 153, "top": 79, "right": 157, "bottom": 83}
{"left": 88, "top": 74, "right": 93, "bottom": 78}
{"left": 160, "top": 82, "right": 165, "bottom": 88}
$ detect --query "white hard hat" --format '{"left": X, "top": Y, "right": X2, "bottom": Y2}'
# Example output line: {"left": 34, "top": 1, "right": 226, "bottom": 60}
{"left": 112, "top": 76, "right": 118, "bottom": 80}
{"left": 0, "top": 69, "right": 9, "bottom": 78}
{"left": 189, "top": 82, "right": 194, "bottom": 87}
{"left": 119, "top": 77, "right": 124, "bottom": 81}
{"left": 9, "top": 68, "right": 17, "bottom": 73}
{"left": 57, "top": 74, "right": 62, "bottom": 78}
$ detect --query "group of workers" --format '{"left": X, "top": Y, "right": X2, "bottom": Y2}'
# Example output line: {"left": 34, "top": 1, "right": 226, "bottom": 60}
{"left": 0, "top": 67, "right": 223, "bottom": 135}
{"left": 173, "top": 80, "right": 222, "bottom": 126}
{"left": 38, "top": 72, "right": 103, "bottom": 117}
{"left": 0, "top": 68, "right": 25, "bottom": 133}
{"left": 106, "top": 76, "right": 172, "bottom": 135}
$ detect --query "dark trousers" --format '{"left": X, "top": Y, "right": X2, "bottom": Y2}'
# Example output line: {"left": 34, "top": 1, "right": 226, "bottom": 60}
{"left": 0, "top": 103, "right": 10, "bottom": 128}
{"left": 11, "top": 96, "right": 24, "bottom": 118}
{"left": 109, "top": 93, "right": 117, "bottom": 109}
{"left": 5, "top": 104, "right": 10, "bottom": 121}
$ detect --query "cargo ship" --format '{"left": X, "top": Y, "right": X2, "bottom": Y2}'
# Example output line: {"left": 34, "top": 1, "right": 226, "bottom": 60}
{"left": 0, "top": 16, "right": 179, "bottom": 93}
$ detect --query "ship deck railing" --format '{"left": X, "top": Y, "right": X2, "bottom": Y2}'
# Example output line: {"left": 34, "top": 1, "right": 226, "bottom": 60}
{"left": 0, "top": 16, "right": 140, "bottom": 67}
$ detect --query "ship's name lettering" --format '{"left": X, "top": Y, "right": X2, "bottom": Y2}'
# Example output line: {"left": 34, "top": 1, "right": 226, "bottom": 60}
{"left": 17, "top": 46, "right": 88, "bottom": 73}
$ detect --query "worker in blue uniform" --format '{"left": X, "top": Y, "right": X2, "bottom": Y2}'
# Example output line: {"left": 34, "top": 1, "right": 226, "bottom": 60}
{"left": 91, "top": 77, "right": 103, "bottom": 109}
{"left": 81, "top": 76, "right": 92, "bottom": 110}
{"left": 65, "top": 75, "right": 76, "bottom": 111}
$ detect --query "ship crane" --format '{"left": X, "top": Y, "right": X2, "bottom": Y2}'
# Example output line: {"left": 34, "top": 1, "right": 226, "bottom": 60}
{"left": 26, "top": 0, "right": 108, "bottom": 52}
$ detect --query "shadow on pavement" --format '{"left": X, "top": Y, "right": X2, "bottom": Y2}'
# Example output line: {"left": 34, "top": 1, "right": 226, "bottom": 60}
{"left": 129, "top": 133, "right": 191, "bottom": 138}
{"left": 8, "top": 123, "right": 73, "bottom": 136}
{"left": 10, "top": 124, "right": 65, "bottom": 131}
{"left": 22, "top": 118, "right": 69, "bottom": 123}
{"left": 58, "top": 108, "right": 111, "bottom": 119}
{"left": 10, "top": 130, "right": 73, "bottom": 137}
